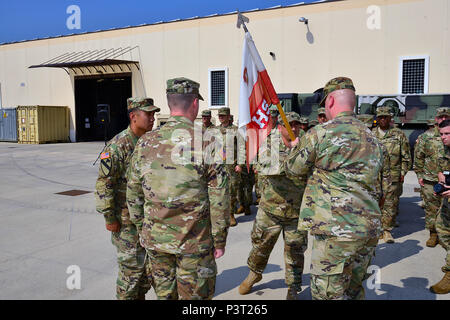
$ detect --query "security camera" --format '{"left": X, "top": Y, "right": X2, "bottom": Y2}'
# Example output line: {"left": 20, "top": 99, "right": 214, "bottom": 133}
{"left": 299, "top": 17, "right": 308, "bottom": 25}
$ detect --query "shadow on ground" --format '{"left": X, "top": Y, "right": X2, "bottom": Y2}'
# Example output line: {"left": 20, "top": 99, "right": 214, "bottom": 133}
{"left": 394, "top": 196, "right": 425, "bottom": 239}
{"left": 365, "top": 277, "right": 436, "bottom": 300}
{"left": 374, "top": 239, "right": 423, "bottom": 268}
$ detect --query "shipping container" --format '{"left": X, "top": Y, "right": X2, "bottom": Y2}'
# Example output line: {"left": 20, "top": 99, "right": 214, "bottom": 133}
{"left": 0, "top": 108, "right": 18, "bottom": 142}
{"left": 16, "top": 106, "right": 70, "bottom": 144}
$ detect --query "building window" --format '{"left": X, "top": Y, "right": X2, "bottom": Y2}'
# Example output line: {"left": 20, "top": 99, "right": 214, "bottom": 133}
{"left": 208, "top": 68, "right": 228, "bottom": 108}
{"left": 399, "top": 56, "right": 429, "bottom": 94}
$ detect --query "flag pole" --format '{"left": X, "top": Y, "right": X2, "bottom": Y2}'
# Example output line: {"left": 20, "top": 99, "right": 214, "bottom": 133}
{"left": 237, "top": 11, "right": 296, "bottom": 142}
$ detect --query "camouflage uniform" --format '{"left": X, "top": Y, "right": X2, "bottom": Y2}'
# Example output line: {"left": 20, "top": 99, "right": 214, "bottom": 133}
{"left": 414, "top": 125, "right": 444, "bottom": 231}
{"left": 247, "top": 113, "right": 308, "bottom": 290}
{"left": 95, "top": 97, "right": 159, "bottom": 300}
{"left": 357, "top": 114, "right": 394, "bottom": 232}
{"left": 127, "top": 78, "right": 230, "bottom": 300}
{"left": 437, "top": 145, "right": 450, "bottom": 272}
{"left": 201, "top": 109, "right": 216, "bottom": 131}
{"left": 219, "top": 107, "right": 241, "bottom": 214}
{"left": 372, "top": 107, "right": 411, "bottom": 227}
{"left": 238, "top": 165, "right": 255, "bottom": 211}
{"left": 286, "top": 77, "right": 383, "bottom": 300}
{"left": 414, "top": 121, "right": 435, "bottom": 209}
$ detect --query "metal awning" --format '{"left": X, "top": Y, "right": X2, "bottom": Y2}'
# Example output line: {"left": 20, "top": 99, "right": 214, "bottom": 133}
{"left": 29, "top": 46, "right": 140, "bottom": 75}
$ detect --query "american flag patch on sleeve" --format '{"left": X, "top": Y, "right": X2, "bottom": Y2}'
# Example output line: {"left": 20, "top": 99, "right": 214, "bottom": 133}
{"left": 100, "top": 152, "right": 110, "bottom": 159}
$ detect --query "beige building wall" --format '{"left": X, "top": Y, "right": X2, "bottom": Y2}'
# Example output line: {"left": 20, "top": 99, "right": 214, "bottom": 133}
{"left": 0, "top": 0, "right": 449, "bottom": 141}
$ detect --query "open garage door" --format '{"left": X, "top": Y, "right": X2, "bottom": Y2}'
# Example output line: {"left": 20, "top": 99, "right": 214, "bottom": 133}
{"left": 75, "top": 74, "right": 131, "bottom": 142}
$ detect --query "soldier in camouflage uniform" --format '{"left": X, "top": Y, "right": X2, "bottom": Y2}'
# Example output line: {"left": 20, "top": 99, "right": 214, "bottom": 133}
{"left": 201, "top": 109, "right": 216, "bottom": 131}
{"left": 218, "top": 107, "right": 243, "bottom": 225}
{"left": 357, "top": 114, "right": 395, "bottom": 243}
{"left": 414, "top": 108, "right": 450, "bottom": 247}
{"left": 254, "top": 106, "right": 279, "bottom": 205}
{"left": 372, "top": 104, "right": 411, "bottom": 229}
{"left": 317, "top": 107, "right": 328, "bottom": 124}
{"left": 298, "top": 116, "right": 309, "bottom": 133}
{"left": 95, "top": 97, "right": 160, "bottom": 300}
{"left": 415, "top": 119, "right": 437, "bottom": 209}
{"left": 430, "top": 119, "right": 450, "bottom": 294}
{"left": 239, "top": 112, "right": 308, "bottom": 300}
{"left": 127, "top": 77, "right": 230, "bottom": 300}
{"left": 286, "top": 77, "right": 384, "bottom": 300}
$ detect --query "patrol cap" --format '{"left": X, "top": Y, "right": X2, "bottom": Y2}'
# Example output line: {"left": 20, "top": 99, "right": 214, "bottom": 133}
{"left": 166, "top": 77, "right": 204, "bottom": 100}
{"left": 436, "top": 107, "right": 450, "bottom": 117}
{"left": 269, "top": 105, "right": 279, "bottom": 115}
{"left": 427, "top": 119, "right": 436, "bottom": 126}
{"left": 278, "top": 112, "right": 301, "bottom": 124}
{"left": 218, "top": 107, "right": 230, "bottom": 116}
{"left": 319, "top": 77, "right": 356, "bottom": 107}
{"left": 317, "top": 107, "right": 326, "bottom": 115}
{"left": 376, "top": 106, "right": 393, "bottom": 117}
{"left": 201, "top": 110, "right": 212, "bottom": 117}
{"left": 127, "top": 97, "right": 160, "bottom": 112}
{"left": 309, "top": 120, "right": 319, "bottom": 127}
{"left": 356, "top": 114, "right": 375, "bottom": 128}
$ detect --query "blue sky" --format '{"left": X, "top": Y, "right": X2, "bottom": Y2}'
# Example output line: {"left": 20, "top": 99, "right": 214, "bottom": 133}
{"left": 0, "top": 0, "right": 320, "bottom": 44}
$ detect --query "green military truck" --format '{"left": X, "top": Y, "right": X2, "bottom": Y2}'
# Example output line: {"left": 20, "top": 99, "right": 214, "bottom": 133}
{"left": 277, "top": 92, "right": 450, "bottom": 155}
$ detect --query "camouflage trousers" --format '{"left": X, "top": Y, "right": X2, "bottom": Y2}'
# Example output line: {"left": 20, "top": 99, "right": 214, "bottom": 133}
{"left": 422, "top": 181, "right": 443, "bottom": 231}
{"left": 310, "top": 235, "right": 378, "bottom": 300}
{"left": 254, "top": 172, "right": 261, "bottom": 201}
{"left": 111, "top": 224, "right": 152, "bottom": 300}
{"left": 247, "top": 208, "right": 308, "bottom": 289}
{"left": 227, "top": 165, "right": 240, "bottom": 212}
{"left": 238, "top": 167, "right": 255, "bottom": 209}
{"left": 436, "top": 205, "right": 450, "bottom": 272}
{"left": 147, "top": 249, "right": 217, "bottom": 300}
{"left": 382, "top": 182, "right": 403, "bottom": 230}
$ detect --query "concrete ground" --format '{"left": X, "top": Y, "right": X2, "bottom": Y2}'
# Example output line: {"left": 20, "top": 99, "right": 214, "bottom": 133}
{"left": 0, "top": 141, "right": 448, "bottom": 300}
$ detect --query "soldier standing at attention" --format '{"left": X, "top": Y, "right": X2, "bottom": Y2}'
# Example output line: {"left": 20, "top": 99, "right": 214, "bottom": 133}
{"left": 286, "top": 77, "right": 384, "bottom": 300}
{"left": 239, "top": 112, "right": 308, "bottom": 300}
{"left": 218, "top": 107, "right": 241, "bottom": 226}
{"left": 201, "top": 109, "right": 216, "bottom": 130}
{"left": 415, "top": 119, "right": 437, "bottom": 209}
{"left": 95, "top": 97, "right": 160, "bottom": 300}
{"left": 127, "top": 78, "right": 230, "bottom": 300}
{"left": 430, "top": 119, "right": 450, "bottom": 294}
{"left": 298, "top": 117, "right": 309, "bottom": 133}
{"left": 317, "top": 107, "right": 328, "bottom": 124}
{"left": 372, "top": 104, "right": 411, "bottom": 229}
{"left": 357, "top": 114, "right": 395, "bottom": 243}
{"left": 414, "top": 108, "right": 450, "bottom": 247}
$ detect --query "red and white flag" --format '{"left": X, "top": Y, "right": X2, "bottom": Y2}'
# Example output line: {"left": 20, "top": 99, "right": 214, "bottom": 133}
{"left": 238, "top": 32, "right": 280, "bottom": 167}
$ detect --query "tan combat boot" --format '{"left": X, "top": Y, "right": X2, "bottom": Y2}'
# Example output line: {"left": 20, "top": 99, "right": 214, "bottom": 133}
{"left": 238, "top": 270, "right": 262, "bottom": 295}
{"left": 383, "top": 231, "right": 395, "bottom": 243}
{"left": 430, "top": 271, "right": 450, "bottom": 294}
{"left": 230, "top": 212, "right": 237, "bottom": 227}
{"left": 426, "top": 231, "right": 439, "bottom": 247}
{"left": 236, "top": 206, "right": 245, "bottom": 214}
{"left": 286, "top": 287, "right": 301, "bottom": 300}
